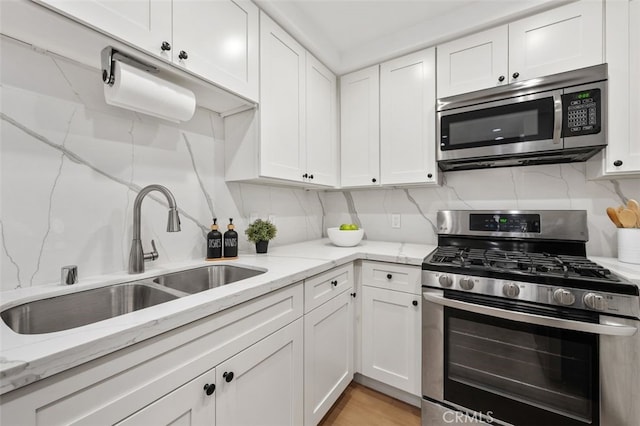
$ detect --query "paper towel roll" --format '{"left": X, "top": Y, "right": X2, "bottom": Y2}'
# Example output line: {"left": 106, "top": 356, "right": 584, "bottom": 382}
{"left": 104, "top": 61, "right": 196, "bottom": 122}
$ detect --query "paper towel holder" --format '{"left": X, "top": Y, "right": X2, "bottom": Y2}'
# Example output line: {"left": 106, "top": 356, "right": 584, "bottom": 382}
{"left": 101, "top": 46, "right": 158, "bottom": 86}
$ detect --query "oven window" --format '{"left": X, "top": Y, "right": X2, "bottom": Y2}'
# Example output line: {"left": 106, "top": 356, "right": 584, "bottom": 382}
{"left": 440, "top": 97, "right": 555, "bottom": 151}
{"left": 444, "top": 307, "right": 598, "bottom": 426}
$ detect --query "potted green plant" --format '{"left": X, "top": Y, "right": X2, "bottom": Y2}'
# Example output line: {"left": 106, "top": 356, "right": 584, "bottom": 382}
{"left": 245, "top": 219, "right": 277, "bottom": 253}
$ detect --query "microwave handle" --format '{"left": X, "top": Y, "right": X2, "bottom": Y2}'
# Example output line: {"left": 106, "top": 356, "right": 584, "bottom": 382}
{"left": 553, "top": 92, "right": 563, "bottom": 144}
{"left": 423, "top": 292, "right": 637, "bottom": 336}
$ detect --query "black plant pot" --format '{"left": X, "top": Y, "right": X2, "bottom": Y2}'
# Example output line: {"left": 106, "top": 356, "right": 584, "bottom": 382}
{"left": 255, "top": 240, "right": 269, "bottom": 254}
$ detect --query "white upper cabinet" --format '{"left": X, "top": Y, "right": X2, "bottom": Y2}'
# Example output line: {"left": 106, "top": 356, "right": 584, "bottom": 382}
{"left": 306, "top": 54, "right": 338, "bottom": 187}
{"left": 173, "top": 0, "right": 258, "bottom": 100}
{"left": 36, "top": 0, "right": 259, "bottom": 101}
{"left": 259, "top": 11, "right": 307, "bottom": 182}
{"left": 437, "top": 0, "right": 603, "bottom": 98}
{"left": 380, "top": 47, "right": 438, "bottom": 185}
{"left": 340, "top": 65, "right": 381, "bottom": 188}
{"left": 437, "top": 26, "right": 508, "bottom": 98}
{"left": 588, "top": 0, "right": 640, "bottom": 177}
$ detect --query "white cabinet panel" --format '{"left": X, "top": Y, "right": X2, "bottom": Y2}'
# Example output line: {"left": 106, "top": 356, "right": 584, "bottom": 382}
{"left": 173, "top": 0, "right": 258, "bottom": 100}
{"left": 508, "top": 0, "right": 603, "bottom": 83}
{"left": 380, "top": 47, "right": 438, "bottom": 185}
{"left": 304, "top": 290, "right": 354, "bottom": 425}
{"left": 437, "top": 26, "right": 508, "bottom": 98}
{"left": 361, "top": 261, "right": 421, "bottom": 295}
{"left": 306, "top": 54, "right": 338, "bottom": 186}
{"left": 340, "top": 65, "right": 380, "bottom": 187}
{"left": 361, "top": 286, "right": 421, "bottom": 396}
{"left": 216, "top": 319, "right": 304, "bottom": 426}
{"left": 260, "top": 12, "right": 306, "bottom": 182}
{"left": 304, "top": 263, "right": 354, "bottom": 314}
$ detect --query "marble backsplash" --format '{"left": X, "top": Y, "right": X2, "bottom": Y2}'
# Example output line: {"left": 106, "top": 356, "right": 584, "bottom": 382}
{"left": 2, "top": 36, "right": 639, "bottom": 292}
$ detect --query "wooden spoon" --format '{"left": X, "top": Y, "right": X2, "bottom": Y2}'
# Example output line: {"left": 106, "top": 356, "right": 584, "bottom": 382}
{"left": 627, "top": 199, "right": 640, "bottom": 212}
{"left": 618, "top": 208, "right": 638, "bottom": 228}
{"left": 607, "top": 207, "right": 623, "bottom": 228}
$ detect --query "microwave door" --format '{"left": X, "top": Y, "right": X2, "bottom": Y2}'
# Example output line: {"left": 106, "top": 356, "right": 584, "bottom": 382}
{"left": 438, "top": 90, "right": 562, "bottom": 162}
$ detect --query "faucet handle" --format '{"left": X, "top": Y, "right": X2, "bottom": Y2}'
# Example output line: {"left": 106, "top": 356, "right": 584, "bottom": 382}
{"left": 144, "top": 239, "right": 159, "bottom": 262}
{"left": 61, "top": 265, "right": 78, "bottom": 285}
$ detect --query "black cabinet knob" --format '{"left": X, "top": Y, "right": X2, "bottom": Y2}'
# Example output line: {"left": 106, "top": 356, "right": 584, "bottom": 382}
{"left": 350, "top": 292, "right": 356, "bottom": 298}
{"left": 331, "top": 280, "right": 338, "bottom": 286}
{"left": 223, "top": 371, "right": 234, "bottom": 383}
{"left": 427, "top": 173, "right": 433, "bottom": 179}
{"left": 386, "top": 273, "right": 392, "bottom": 280}
{"left": 412, "top": 300, "right": 418, "bottom": 307}
{"left": 512, "top": 72, "right": 520, "bottom": 79}
{"left": 613, "top": 160, "right": 623, "bottom": 167}
{"left": 179, "top": 50, "right": 188, "bottom": 60}
{"left": 203, "top": 383, "right": 216, "bottom": 396}
{"left": 302, "top": 173, "right": 308, "bottom": 178}
{"left": 372, "top": 178, "right": 377, "bottom": 183}
{"left": 161, "top": 41, "right": 171, "bottom": 51}
{"left": 309, "top": 174, "right": 314, "bottom": 179}
{"left": 498, "top": 75, "right": 505, "bottom": 82}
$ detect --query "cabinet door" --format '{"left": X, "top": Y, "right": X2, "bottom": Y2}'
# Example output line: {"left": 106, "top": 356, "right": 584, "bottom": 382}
{"left": 306, "top": 53, "right": 338, "bottom": 187}
{"left": 380, "top": 48, "right": 438, "bottom": 185}
{"left": 436, "top": 25, "right": 508, "bottom": 98}
{"left": 508, "top": 0, "right": 603, "bottom": 83}
{"left": 304, "top": 290, "right": 354, "bottom": 425}
{"left": 259, "top": 11, "right": 306, "bottom": 182}
{"left": 216, "top": 319, "right": 303, "bottom": 426}
{"left": 117, "top": 369, "right": 216, "bottom": 426}
{"left": 603, "top": 0, "right": 640, "bottom": 174}
{"left": 340, "top": 65, "right": 380, "bottom": 187}
{"left": 173, "top": 0, "right": 258, "bottom": 101}
{"left": 36, "top": 0, "right": 172, "bottom": 58}
{"left": 361, "top": 286, "right": 421, "bottom": 396}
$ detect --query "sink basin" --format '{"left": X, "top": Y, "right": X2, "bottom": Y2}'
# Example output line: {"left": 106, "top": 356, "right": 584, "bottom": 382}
{"left": 153, "top": 265, "right": 265, "bottom": 294}
{"left": 1, "top": 282, "right": 178, "bottom": 334}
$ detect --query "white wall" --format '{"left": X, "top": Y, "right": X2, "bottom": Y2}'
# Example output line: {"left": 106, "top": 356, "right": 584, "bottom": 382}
{"left": 0, "top": 37, "right": 324, "bottom": 291}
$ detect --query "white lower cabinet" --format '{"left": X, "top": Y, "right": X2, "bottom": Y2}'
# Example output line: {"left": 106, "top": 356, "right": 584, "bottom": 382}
{"left": 360, "top": 262, "right": 421, "bottom": 397}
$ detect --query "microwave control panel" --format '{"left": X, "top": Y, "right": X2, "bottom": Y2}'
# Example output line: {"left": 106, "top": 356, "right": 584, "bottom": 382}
{"left": 562, "top": 88, "right": 601, "bottom": 137}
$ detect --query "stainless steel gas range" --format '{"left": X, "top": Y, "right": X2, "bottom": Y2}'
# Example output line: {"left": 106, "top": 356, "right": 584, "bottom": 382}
{"left": 421, "top": 210, "right": 640, "bottom": 426}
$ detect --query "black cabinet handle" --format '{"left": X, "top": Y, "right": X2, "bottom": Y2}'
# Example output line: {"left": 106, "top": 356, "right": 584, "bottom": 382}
{"left": 372, "top": 178, "right": 377, "bottom": 183}
{"left": 203, "top": 383, "right": 216, "bottom": 396}
{"left": 161, "top": 41, "right": 171, "bottom": 51}
{"left": 412, "top": 300, "right": 418, "bottom": 307}
{"left": 386, "top": 273, "right": 392, "bottom": 280}
{"left": 427, "top": 173, "right": 433, "bottom": 179}
{"left": 613, "top": 160, "right": 623, "bottom": 167}
{"left": 512, "top": 72, "right": 520, "bottom": 79}
{"left": 179, "top": 50, "right": 188, "bottom": 60}
{"left": 302, "top": 173, "right": 308, "bottom": 178}
{"left": 350, "top": 292, "right": 356, "bottom": 298}
{"left": 498, "top": 75, "right": 505, "bottom": 82}
{"left": 309, "top": 174, "right": 314, "bottom": 179}
{"left": 331, "top": 280, "right": 338, "bottom": 286}
{"left": 223, "top": 371, "right": 234, "bottom": 383}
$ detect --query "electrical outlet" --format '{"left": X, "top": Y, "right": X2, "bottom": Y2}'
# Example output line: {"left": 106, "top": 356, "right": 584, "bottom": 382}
{"left": 391, "top": 214, "right": 401, "bottom": 229}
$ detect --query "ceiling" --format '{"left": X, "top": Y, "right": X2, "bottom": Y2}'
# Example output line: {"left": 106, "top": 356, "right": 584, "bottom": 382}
{"left": 255, "top": 0, "right": 571, "bottom": 75}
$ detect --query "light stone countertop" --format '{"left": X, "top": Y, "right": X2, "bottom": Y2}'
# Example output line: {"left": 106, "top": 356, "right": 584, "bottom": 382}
{"left": 0, "top": 239, "right": 435, "bottom": 395}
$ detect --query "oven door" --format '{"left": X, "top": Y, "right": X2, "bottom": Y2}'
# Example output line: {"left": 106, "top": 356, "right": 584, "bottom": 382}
{"left": 422, "top": 289, "right": 638, "bottom": 426}
{"left": 437, "top": 89, "right": 562, "bottom": 162}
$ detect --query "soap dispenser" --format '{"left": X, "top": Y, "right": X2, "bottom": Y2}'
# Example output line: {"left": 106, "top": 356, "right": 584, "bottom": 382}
{"left": 223, "top": 218, "right": 238, "bottom": 258}
{"left": 206, "top": 218, "right": 222, "bottom": 259}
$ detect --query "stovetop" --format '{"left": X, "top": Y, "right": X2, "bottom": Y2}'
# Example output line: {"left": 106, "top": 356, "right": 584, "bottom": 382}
{"left": 423, "top": 246, "right": 639, "bottom": 295}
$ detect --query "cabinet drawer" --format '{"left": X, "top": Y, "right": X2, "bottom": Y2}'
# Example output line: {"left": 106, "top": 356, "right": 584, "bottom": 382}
{"left": 361, "top": 261, "right": 421, "bottom": 295}
{"left": 304, "top": 263, "right": 354, "bottom": 313}
{"left": 1, "top": 284, "right": 303, "bottom": 426}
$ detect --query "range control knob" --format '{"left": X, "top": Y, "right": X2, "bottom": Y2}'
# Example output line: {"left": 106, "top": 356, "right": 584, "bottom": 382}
{"left": 553, "top": 288, "right": 576, "bottom": 306}
{"left": 584, "top": 293, "right": 607, "bottom": 311}
{"left": 503, "top": 283, "right": 520, "bottom": 298}
{"left": 438, "top": 275, "right": 453, "bottom": 287}
{"left": 459, "top": 277, "right": 474, "bottom": 290}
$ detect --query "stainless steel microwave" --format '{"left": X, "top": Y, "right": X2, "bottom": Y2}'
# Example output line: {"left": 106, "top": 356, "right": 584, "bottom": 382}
{"left": 436, "top": 64, "right": 607, "bottom": 171}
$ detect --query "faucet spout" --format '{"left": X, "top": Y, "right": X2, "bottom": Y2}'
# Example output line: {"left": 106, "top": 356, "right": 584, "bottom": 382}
{"left": 129, "top": 184, "right": 181, "bottom": 274}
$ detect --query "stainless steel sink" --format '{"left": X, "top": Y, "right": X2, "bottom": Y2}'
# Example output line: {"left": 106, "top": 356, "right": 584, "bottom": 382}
{"left": 153, "top": 265, "right": 265, "bottom": 294}
{"left": 1, "top": 282, "right": 178, "bottom": 334}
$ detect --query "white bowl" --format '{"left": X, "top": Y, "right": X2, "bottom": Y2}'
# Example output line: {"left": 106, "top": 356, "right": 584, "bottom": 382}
{"left": 327, "top": 227, "right": 364, "bottom": 247}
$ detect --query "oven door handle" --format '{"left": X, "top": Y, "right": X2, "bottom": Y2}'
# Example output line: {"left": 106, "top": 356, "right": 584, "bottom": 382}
{"left": 423, "top": 293, "right": 637, "bottom": 337}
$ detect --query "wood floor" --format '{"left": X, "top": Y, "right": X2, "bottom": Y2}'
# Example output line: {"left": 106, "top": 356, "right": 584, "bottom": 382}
{"left": 318, "top": 383, "right": 421, "bottom": 426}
